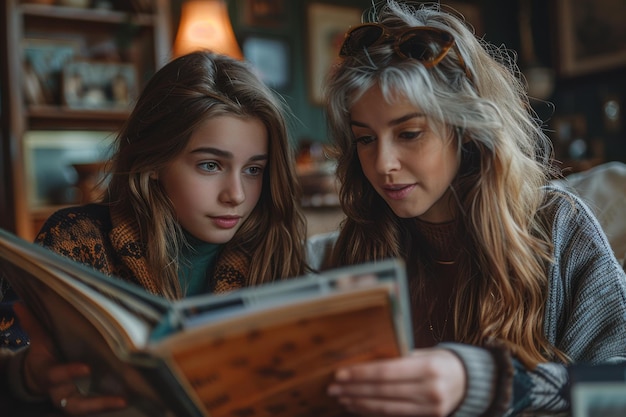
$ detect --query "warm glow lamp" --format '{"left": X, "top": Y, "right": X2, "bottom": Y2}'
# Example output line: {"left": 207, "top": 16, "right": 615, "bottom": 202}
{"left": 173, "top": 0, "right": 243, "bottom": 59}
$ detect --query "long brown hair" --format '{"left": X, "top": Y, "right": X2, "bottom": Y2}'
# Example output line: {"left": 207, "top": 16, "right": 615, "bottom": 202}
{"left": 105, "top": 51, "right": 308, "bottom": 299}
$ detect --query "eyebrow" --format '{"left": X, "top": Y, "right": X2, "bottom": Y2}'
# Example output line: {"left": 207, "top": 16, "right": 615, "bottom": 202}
{"left": 350, "top": 112, "right": 425, "bottom": 128}
{"left": 190, "top": 147, "right": 268, "bottom": 162}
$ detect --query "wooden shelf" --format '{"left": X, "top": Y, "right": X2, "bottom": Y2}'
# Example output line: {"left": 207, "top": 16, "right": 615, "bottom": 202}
{"left": 0, "top": 0, "right": 172, "bottom": 240}
{"left": 27, "top": 105, "right": 129, "bottom": 130}
{"left": 21, "top": 3, "right": 156, "bottom": 26}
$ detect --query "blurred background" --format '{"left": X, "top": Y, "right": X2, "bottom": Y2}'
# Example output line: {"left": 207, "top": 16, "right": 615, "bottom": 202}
{"left": 1, "top": 0, "right": 625, "bottom": 239}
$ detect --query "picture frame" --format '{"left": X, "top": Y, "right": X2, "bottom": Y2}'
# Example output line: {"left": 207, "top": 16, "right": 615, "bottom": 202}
{"left": 242, "top": 35, "right": 291, "bottom": 91}
{"left": 556, "top": 0, "right": 626, "bottom": 77}
{"left": 62, "top": 61, "right": 138, "bottom": 110}
{"left": 22, "top": 38, "right": 81, "bottom": 106}
{"left": 23, "top": 130, "right": 114, "bottom": 207}
{"left": 306, "top": 2, "right": 362, "bottom": 105}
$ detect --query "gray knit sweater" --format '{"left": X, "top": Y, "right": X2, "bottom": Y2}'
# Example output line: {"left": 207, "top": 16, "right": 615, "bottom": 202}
{"left": 306, "top": 186, "right": 626, "bottom": 416}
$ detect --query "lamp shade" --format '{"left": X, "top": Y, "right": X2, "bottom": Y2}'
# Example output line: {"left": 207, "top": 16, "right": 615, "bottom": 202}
{"left": 173, "top": 0, "right": 243, "bottom": 59}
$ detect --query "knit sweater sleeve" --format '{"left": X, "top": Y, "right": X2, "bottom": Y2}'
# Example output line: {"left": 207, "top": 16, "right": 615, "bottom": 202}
{"left": 506, "top": 187, "right": 626, "bottom": 415}
{"left": 440, "top": 188, "right": 626, "bottom": 417}
{"left": 439, "top": 342, "right": 512, "bottom": 417}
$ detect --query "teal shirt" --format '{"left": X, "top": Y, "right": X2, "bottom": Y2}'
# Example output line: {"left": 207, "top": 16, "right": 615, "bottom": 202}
{"left": 178, "top": 232, "right": 222, "bottom": 296}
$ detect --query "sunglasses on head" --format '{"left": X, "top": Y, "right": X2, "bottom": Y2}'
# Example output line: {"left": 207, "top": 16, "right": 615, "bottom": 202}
{"left": 339, "top": 23, "right": 473, "bottom": 82}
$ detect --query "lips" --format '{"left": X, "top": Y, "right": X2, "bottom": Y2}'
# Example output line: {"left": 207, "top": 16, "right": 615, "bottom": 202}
{"left": 381, "top": 184, "right": 415, "bottom": 200}
{"left": 211, "top": 216, "right": 241, "bottom": 229}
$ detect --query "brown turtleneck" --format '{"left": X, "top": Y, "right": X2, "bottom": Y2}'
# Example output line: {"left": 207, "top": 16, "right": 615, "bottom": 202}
{"left": 411, "top": 218, "right": 462, "bottom": 348}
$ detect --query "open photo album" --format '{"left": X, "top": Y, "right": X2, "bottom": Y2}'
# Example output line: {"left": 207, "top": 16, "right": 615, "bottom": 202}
{"left": 0, "top": 228, "right": 414, "bottom": 417}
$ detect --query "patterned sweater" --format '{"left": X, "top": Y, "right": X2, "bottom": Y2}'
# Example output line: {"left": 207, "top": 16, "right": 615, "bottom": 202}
{"left": 34, "top": 203, "right": 249, "bottom": 296}
{"left": 306, "top": 186, "right": 626, "bottom": 416}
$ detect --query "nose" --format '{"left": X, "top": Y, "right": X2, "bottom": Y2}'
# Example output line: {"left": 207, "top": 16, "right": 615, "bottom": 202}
{"left": 374, "top": 140, "right": 400, "bottom": 174}
{"left": 218, "top": 174, "right": 245, "bottom": 206}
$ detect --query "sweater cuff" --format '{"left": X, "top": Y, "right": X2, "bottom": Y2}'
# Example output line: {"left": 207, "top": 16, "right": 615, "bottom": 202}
{"left": 7, "top": 347, "right": 47, "bottom": 402}
{"left": 439, "top": 343, "right": 496, "bottom": 417}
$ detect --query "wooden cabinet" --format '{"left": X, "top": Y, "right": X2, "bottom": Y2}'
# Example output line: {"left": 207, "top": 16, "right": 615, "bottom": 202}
{"left": 0, "top": 0, "right": 171, "bottom": 240}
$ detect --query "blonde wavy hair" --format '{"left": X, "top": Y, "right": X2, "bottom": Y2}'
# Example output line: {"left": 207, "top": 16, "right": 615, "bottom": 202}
{"left": 325, "top": 1, "right": 564, "bottom": 367}
{"left": 105, "top": 51, "right": 308, "bottom": 299}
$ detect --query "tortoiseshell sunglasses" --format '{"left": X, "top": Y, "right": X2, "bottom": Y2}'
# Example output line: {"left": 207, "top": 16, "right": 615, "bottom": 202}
{"left": 339, "top": 23, "right": 473, "bottom": 82}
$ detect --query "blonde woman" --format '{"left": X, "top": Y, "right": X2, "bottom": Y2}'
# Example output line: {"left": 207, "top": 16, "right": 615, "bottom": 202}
{"left": 321, "top": 1, "right": 626, "bottom": 415}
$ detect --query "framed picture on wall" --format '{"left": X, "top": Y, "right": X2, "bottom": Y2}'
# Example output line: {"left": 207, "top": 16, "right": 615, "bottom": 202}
{"left": 242, "top": 35, "right": 291, "bottom": 90}
{"left": 306, "top": 3, "right": 362, "bottom": 105}
{"left": 556, "top": 0, "right": 626, "bottom": 77}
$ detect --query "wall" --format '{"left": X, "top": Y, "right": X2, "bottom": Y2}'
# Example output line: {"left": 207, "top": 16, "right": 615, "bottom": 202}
{"left": 229, "top": 0, "right": 371, "bottom": 144}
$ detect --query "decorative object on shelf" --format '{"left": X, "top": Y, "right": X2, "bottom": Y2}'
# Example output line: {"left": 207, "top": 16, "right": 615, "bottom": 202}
{"left": 556, "top": 0, "right": 626, "bottom": 77}
{"left": 62, "top": 61, "right": 137, "bottom": 110}
{"left": 242, "top": 35, "right": 290, "bottom": 90}
{"left": 23, "top": 59, "right": 49, "bottom": 106}
{"left": 551, "top": 113, "right": 605, "bottom": 174}
{"left": 22, "top": 38, "right": 81, "bottom": 106}
{"left": 306, "top": 3, "right": 361, "bottom": 105}
{"left": 173, "top": 0, "right": 242, "bottom": 59}
{"left": 296, "top": 141, "right": 339, "bottom": 207}
{"left": 72, "top": 161, "right": 109, "bottom": 204}
{"left": 603, "top": 95, "right": 622, "bottom": 133}
{"left": 298, "top": 169, "right": 340, "bottom": 208}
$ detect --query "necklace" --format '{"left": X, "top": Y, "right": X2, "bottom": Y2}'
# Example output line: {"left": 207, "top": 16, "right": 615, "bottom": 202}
{"left": 427, "top": 296, "right": 453, "bottom": 342}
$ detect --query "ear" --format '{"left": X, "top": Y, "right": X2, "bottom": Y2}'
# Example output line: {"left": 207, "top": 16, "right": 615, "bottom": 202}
{"left": 149, "top": 171, "right": 158, "bottom": 180}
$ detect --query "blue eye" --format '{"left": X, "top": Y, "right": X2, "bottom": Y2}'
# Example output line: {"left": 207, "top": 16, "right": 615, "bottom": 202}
{"left": 199, "top": 161, "right": 219, "bottom": 172}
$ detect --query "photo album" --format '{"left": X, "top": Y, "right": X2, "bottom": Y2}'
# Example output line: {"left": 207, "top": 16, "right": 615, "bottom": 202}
{"left": 0, "top": 228, "right": 414, "bottom": 417}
